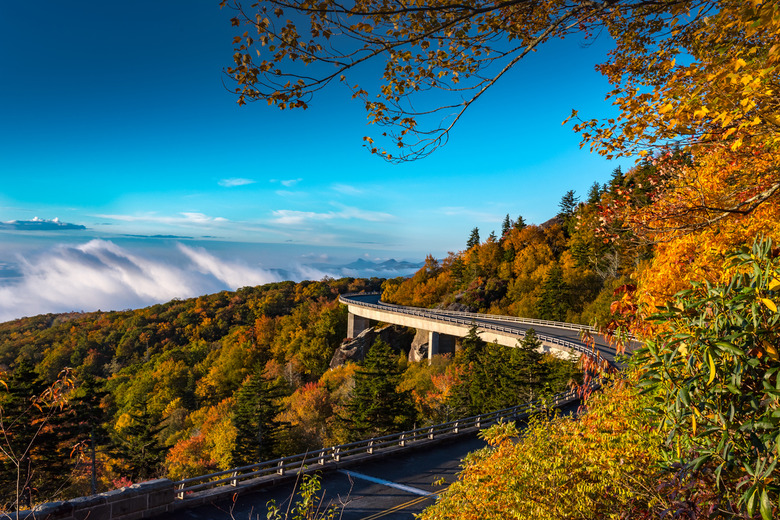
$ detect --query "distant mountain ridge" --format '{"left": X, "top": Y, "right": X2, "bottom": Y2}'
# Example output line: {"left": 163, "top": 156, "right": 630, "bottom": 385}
{"left": 307, "top": 258, "right": 424, "bottom": 275}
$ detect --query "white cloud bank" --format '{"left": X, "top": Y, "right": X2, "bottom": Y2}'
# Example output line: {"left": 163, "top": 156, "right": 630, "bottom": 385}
{"left": 218, "top": 178, "right": 256, "bottom": 187}
{"left": 0, "top": 240, "right": 284, "bottom": 322}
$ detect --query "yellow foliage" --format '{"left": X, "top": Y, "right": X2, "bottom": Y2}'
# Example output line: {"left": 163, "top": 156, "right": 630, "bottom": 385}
{"left": 420, "top": 375, "right": 662, "bottom": 520}
{"left": 626, "top": 144, "right": 780, "bottom": 311}
{"left": 165, "top": 398, "right": 237, "bottom": 479}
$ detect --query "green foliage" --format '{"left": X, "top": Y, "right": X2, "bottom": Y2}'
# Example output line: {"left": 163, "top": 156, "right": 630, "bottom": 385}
{"left": 635, "top": 238, "right": 780, "bottom": 519}
{"left": 537, "top": 264, "right": 569, "bottom": 322}
{"left": 112, "top": 405, "right": 167, "bottom": 482}
{"left": 0, "top": 365, "right": 78, "bottom": 510}
{"left": 231, "top": 367, "right": 285, "bottom": 466}
{"left": 0, "top": 277, "right": 382, "bottom": 504}
{"left": 587, "top": 181, "right": 603, "bottom": 204}
{"left": 558, "top": 189, "right": 580, "bottom": 228}
{"left": 513, "top": 215, "right": 526, "bottom": 231}
{"left": 449, "top": 326, "right": 581, "bottom": 416}
{"left": 466, "top": 227, "right": 480, "bottom": 249}
{"left": 265, "top": 472, "right": 340, "bottom": 520}
{"left": 343, "top": 339, "right": 416, "bottom": 440}
{"left": 609, "top": 166, "right": 625, "bottom": 193}
{"left": 501, "top": 214, "right": 512, "bottom": 238}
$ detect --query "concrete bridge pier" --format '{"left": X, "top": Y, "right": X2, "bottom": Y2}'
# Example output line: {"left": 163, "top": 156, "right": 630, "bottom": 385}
{"left": 347, "top": 312, "right": 371, "bottom": 339}
{"left": 428, "top": 331, "right": 439, "bottom": 362}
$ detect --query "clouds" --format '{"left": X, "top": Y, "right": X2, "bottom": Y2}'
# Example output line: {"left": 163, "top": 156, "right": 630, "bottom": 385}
{"left": 0, "top": 237, "right": 429, "bottom": 323}
{"left": 271, "top": 178, "right": 303, "bottom": 187}
{"left": 0, "top": 240, "right": 282, "bottom": 322}
{"left": 0, "top": 217, "right": 86, "bottom": 231}
{"left": 219, "top": 178, "right": 256, "bottom": 187}
{"left": 331, "top": 184, "right": 363, "bottom": 195}
{"left": 178, "top": 244, "right": 273, "bottom": 288}
{"left": 271, "top": 206, "right": 395, "bottom": 226}
{"left": 96, "top": 212, "right": 228, "bottom": 225}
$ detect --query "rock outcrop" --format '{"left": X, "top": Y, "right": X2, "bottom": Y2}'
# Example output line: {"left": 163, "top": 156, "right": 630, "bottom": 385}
{"left": 330, "top": 324, "right": 415, "bottom": 368}
{"left": 408, "top": 329, "right": 430, "bottom": 363}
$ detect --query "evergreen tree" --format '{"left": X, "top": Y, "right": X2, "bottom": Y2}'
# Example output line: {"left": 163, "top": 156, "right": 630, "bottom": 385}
{"left": 0, "top": 361, "right": 48, "bottom": 509}
{"left": 513, "top": 329, "right": 547, "bottom": 401}
{"left": 513, "top": 215, "right": 526, "bottom": 231}
{"left": 448, "top": 327, "right": 487, "bottom": 416}
{"left": 502, "top": 242, "right": 516, "bottom": 264}
{"left": 608, "top": 166, "right": 625, "bottom": 193}
{"left": 0, "top": 365, "right": 104, "bottom": 507}
{"left": 558, "top": 190, "right": 580, "bottom": 237}
{"left": 557, "top": 190, "right": 580, "bottom": 220}
{"left": 450, "top": 256, "right": 466, "bottom": 287}
{"left": 450, "top": 327, "right": 550, "bottom": 415}
{"left": 344, "top": 339, "right": 416, "bottom": 441}
{"left": 67, "top": 375, "right": 109, "bottom": 495}
{"left": 466, "top": 227, "right": 480, "bottom": 249}
{"left": 488, "top": 230, "right": 497, "bottom": 242}
{"left": 472, "top": 342, "right": 516, "bottom": 413}
{"left": 537, "top": 264, "right": 569, "bottom": 322}
{"left": 231, "top": 367, "right": 284, "bottom": 466}
{"left": 113, "top": 405, "right": 167, "bottom": 481}
{"left": 501, "top": 214, "right": 512, "bottom": 238}
{"left": 587, "top": 181, "right": 602, "bottom": 204}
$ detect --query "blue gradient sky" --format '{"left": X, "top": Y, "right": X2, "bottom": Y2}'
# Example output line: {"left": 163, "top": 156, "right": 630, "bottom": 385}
{"left": 0, "top": 1, "right": 631, "bottom": 319}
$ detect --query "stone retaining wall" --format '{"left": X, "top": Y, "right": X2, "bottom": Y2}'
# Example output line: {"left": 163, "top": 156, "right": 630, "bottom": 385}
{"left": 14, "top": 479, "right": 174, "bottom": 520}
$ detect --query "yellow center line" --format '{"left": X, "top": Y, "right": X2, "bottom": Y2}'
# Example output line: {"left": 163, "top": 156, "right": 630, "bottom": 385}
{"left": 359, "top": 494, "right": 436, "bottom": 520}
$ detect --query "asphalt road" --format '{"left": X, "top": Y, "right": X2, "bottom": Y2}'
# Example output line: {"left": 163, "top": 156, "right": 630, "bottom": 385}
{"left": 164, "top": 434, "right": 488, "bottom": 520}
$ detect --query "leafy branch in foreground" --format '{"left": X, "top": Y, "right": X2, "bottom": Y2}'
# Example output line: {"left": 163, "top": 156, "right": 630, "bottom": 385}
{"left": 635, "top": 237, "right": 780, "bottom": 519}
{"left": 0, "top": 367, "right": 74, "bottom": 514}
{"left": 265, "top": 472, "right": 342, "bottom": 520}
{"left": 221, "top": 1, "right": 779, "bottom": 162}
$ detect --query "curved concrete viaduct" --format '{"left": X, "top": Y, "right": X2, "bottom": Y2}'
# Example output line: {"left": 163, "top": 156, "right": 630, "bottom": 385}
{"left": 340, "top": 293, "right": 620, "bottom": 366}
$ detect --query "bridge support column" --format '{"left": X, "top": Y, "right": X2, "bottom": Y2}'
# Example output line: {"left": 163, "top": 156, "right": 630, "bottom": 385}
{"left": 428, "top": 331, "right": 439, "bottom": 363}
{"left": 347, "top": 313, "right": 370, "bottom": 339}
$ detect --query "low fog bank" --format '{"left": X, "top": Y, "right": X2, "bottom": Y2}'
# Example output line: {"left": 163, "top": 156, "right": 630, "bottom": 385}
{"left": 0, "top": 239, "right": 394, "bottom": 323}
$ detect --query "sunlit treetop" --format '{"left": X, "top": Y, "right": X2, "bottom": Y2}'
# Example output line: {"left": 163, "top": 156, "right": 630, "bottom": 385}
{"left": 220, "top": 0, "right": 778, "bottom": 162}
{"left": 577, "top": 0, "right": 780, "bottom": 158}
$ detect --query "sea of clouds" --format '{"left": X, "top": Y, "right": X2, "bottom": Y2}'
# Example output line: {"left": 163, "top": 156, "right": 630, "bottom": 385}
{"left": 0, "top": 239, "right": 335, "bottom": 323}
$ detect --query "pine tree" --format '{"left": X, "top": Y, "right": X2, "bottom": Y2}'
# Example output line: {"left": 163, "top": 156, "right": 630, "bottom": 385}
{"left": 231, "top": 367, "right": 283, "bottom": 466}
{"left": 344, "top": 339, "right": 416, "bottom": 441}
{"left": 466, "top": 227, "right": 480, "bottom": 249}
{"left": 537, "top": 264, "right": 569, "bottom": 322}
{"left": 0, "top": 362, "right": 85, "bottom": 509}
{"left": 501, "top": 214, "right": 512, "bottom": 238}
{"left": 113, "top": 405, "right": 167, "bottom": 481}
{"left": 608, "top": 166, "right": 625, "bottom": 193}
{"left": 513, "top": 329, "right": 547, "bottom": 401}
{"left": 557, "top": 190, "right": 580, "bottom": 220}
{"left": 448, "top": 327, "right": 487, "bottom": 416}
{"left": 587, "top": 181, "right": 602, "bottom": 204}
{"left": 67, "top": 375, "right": 109, "bottom": 495}
{"left": 557, "top": 190, "right": 580, "bottom": 237}
{"left": 513, "top": 215, "right": 526, "bottom": 231}
{"left": 472, "top": 342, "right": 515, "bottom": 413}
{"left": 0, "top": 361, "right": 47, "bottom": 509}
{"left": 450, "top": 256, "right": 466, "bottom": 287}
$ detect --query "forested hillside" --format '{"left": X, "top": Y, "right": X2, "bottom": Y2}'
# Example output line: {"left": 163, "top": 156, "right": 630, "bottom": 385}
{"left": 0, "top": 277, "right": 379, "bottom": 506}
{"left": 0, "top": 272, "right": 579, "bottom": 510}
{"left": 381, "top": 163, "right": 655, "bottom": 328}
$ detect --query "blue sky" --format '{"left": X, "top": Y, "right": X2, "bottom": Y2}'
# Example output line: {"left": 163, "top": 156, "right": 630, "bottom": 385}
{"left": 0, "top": 1, "right": 630, "bottom": 320}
